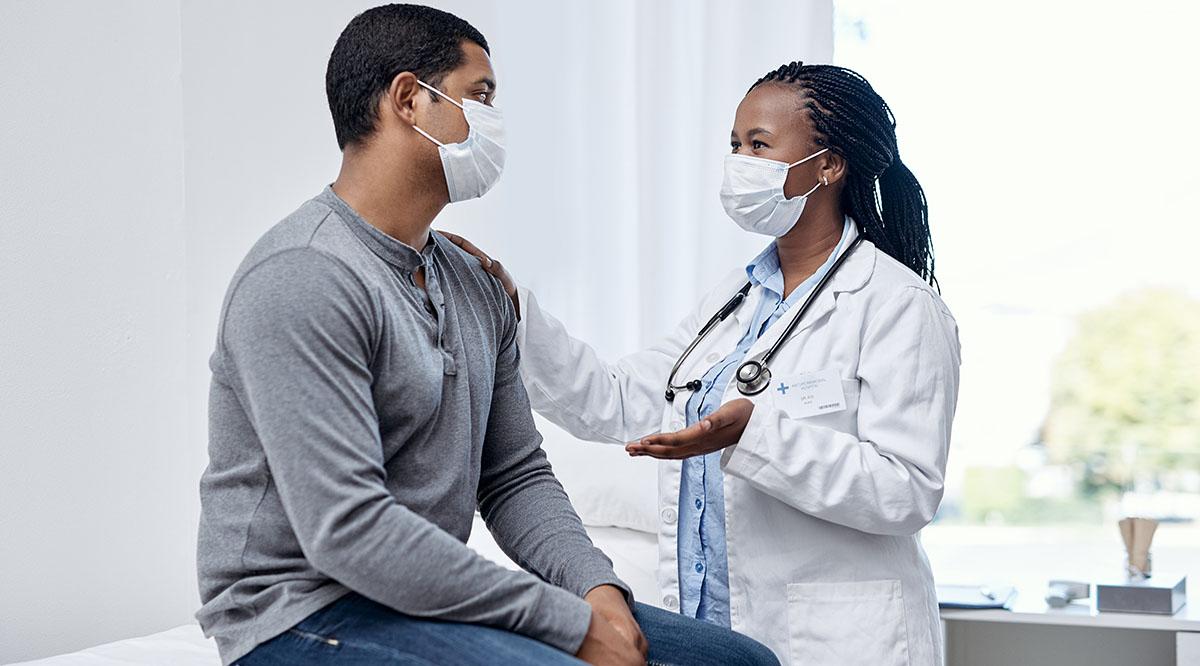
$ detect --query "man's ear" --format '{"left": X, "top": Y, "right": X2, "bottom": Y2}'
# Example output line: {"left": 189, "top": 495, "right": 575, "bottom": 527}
{"left": 819, "top": 150, "right": 847, "bottom": 187}
{"left": 386, "top": 71, "right": 421, "bottom": 126}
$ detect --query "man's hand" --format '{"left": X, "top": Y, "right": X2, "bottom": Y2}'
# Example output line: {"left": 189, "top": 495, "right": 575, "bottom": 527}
{"left": 439, "top": 231, "right": 519, "bottom": 316}
{"left": 576, "top": 585, "right": 646, "bottom": 666}
{"left": 625, "top": 398, "right": 755, "bottom": 459}
{"left": 585, "top": 585, "right": 647, "bottom": 657}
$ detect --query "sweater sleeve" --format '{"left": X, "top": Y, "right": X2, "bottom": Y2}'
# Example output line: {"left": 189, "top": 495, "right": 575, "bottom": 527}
{"left": 477, "top": 280, "right": 633, "bottom": 617}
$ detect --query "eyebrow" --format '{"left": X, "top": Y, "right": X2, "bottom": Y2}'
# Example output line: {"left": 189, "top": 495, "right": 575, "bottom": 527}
{"left": 746, "top": 128, "right": 773, "bottom": 138}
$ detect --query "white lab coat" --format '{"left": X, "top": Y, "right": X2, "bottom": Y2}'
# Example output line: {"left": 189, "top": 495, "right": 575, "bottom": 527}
{"left": 515, "top": 223, "right": 960, "bottom": 666}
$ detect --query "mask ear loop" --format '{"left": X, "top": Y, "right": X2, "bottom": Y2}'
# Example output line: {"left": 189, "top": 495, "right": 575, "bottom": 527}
{"left": 412, "top": 125, "right": 445, "bottom": 147}
{"left": 412, "top": 80, "right": 466, "bottom": 147}
{"left": 787, "top": 147, "right": 829, "bottom": 199}
{"left": 798, "top": 181, "right": 822, "bottom": 198}
{"left": 417, "top": 80, "right": 465, "bottom": 110}
{"left": 786, "top": 147, "right": 828, "bottom": 169}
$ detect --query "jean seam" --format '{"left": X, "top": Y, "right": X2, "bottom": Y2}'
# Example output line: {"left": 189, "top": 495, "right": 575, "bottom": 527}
{"left": 293, "top": 630, "right": 438, "bottom": 666}
{"left": 287, "top": 628, "right": 339, "bottom": 646}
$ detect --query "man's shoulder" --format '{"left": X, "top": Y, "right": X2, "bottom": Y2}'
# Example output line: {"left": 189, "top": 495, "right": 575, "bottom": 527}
{"left": 220, "top": 198, "right": 373, "bottom": 320}
{"left": 433, "top": 231, "right": 514, "bottom": 321}
{"left": 236, "top": 197, "right": 335, "bottom": 267}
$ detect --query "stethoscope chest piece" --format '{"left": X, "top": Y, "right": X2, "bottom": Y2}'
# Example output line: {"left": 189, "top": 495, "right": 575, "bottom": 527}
{"left": 663, "top": 235, "right": 863, "bottom": 403}
{"left": 735, "top": 359, "right": 772, "bottom": 396}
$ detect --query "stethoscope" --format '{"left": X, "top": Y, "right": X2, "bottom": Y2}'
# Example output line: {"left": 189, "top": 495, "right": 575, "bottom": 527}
{"left": 664, "top": 235, "right": 864, "bottom": 402}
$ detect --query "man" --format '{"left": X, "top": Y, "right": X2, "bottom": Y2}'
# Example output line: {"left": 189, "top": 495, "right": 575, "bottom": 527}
{"left": 195, "top": 4, "right": 778, "bottom": 665}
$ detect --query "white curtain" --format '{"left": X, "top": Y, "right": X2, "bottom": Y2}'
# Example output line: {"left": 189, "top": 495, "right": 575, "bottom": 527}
{"left": 0, "top": 1, "right": 834, "bottom": 656}
{"left": 429, "top": 0, "right": 835, "bottom": 529}
{"left": 440, "top": 0, "right": 834, "bottom": 358}
{"left": 179, "top": 0, "right": 835, "bottom": 531}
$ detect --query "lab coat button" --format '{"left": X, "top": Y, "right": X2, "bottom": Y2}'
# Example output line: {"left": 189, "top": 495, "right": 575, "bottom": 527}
{"left": 661, "top": 507, "right": 677, "bottom": 524}
{"left": 663, "top": 594, "right": 679, "bottom": 610}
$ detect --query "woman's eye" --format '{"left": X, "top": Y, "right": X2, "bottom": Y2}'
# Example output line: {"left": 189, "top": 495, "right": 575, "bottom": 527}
{"left": 751, "top": 140, "right": 767, "bottom": 150}
{"left": 730, "top": 142, "right": 741, "bottom": 153}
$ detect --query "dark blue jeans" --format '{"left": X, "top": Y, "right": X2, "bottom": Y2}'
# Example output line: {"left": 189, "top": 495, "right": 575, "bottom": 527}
{"left": 237, "top": 592, "right": 779, "bottom": 665}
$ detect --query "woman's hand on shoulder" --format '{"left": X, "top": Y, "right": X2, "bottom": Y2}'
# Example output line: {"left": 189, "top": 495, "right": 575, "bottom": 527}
{"left": 440, "top": 231, "right": 519, "bottom": 317}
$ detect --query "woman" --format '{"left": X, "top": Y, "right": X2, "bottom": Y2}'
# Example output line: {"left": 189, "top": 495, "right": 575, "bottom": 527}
{"left": 448, "top": 62, "right": 959, "bottom": 666}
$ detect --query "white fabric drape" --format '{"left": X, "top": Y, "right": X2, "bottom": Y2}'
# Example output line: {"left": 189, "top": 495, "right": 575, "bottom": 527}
{"left": 439, "top": 0, "right": 833, "bottom": 357}
{"left": 181, "top": 0, "right": 834, "bottom": 531}
{"left": 0, "top": 1, "right": 834, "bottom": 657}
{"left": 433, "top": 0, "right": 834, "bottom": 530}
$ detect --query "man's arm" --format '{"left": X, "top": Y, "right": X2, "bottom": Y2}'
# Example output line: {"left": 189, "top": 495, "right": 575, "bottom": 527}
{"left": 475, "top": 291, "right": 631, "bottom": 601}
{"left": 475, "top": 281, "right": 646, "bottom": 657}
{"left": 220, "top": 248, "right": 593, "bottom": 654}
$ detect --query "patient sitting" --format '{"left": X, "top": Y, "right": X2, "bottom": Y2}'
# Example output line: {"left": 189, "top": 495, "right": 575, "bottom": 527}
{"left": 194, "top": 4, "right": 777, "bottom": 666}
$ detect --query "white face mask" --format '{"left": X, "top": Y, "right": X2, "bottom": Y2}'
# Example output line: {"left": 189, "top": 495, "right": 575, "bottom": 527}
{"left": 412, "top": 80, "right": 506, "bottom": 203}
{"left": 719, "top": 148, "right": 828, "bottom": 237}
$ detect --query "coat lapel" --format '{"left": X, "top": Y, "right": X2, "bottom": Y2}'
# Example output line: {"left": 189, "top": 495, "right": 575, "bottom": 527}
{"left": 745, "top": 232, "right": 877, "bottom": 359}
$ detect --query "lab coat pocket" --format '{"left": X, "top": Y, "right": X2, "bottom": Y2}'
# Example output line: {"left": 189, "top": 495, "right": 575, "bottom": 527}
{"left": 787, "top": 579, "right": 909, "bottom": 666}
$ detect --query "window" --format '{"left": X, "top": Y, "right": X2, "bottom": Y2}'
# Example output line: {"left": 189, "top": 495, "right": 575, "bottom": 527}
{"left": 834, "top": 0, "right": 1200, "bottom": 584}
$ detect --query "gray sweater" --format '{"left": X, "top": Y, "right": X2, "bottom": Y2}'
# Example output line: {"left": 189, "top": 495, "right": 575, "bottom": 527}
{"left": 196, "top": 188, "right": 627, "bottom": 665}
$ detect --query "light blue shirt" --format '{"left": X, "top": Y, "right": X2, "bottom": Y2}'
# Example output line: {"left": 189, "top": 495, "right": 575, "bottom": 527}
{"left": 677, "top": 218, "right": 852, "bottom": 626}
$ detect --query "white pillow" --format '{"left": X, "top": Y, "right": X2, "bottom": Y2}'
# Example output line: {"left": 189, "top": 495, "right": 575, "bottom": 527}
{"left": 534, "top": 413, "right": 659, "bottom": 535}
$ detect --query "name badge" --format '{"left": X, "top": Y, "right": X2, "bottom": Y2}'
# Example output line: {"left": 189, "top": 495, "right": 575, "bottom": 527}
{"left": 771, "top": 367, "right": 847, "bottom": 419}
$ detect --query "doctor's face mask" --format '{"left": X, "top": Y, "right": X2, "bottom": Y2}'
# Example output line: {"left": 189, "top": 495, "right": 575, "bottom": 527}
{"left": 720, "top": 149, "right": 827, "bottom": 237}
{"left": 412, "top": 80, "right": 506, "bottom": 203}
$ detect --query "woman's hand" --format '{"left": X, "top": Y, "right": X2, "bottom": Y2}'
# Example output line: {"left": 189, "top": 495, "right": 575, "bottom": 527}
{"left": 440, "top": 231, "right": 519, "bottom": 316}
{"left": 625, "top": 398, "right": 755, "bottom": 459}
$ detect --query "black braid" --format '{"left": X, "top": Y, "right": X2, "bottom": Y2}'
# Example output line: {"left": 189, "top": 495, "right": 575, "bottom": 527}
{"left": 751, "top": 62, "right": 936, "bottom": 288}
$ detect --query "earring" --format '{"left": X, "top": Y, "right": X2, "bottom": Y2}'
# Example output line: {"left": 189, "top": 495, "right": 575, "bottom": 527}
{"left": 823, "top": 176, "right": 829, "bottom": 186}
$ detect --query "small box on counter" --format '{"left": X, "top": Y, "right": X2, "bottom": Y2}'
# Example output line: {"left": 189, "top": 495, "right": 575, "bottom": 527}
{"left": 1096, "top": 574, "right": 1186, "bottom": 615}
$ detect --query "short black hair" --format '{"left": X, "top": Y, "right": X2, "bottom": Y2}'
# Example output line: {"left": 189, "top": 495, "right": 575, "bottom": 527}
{"left": 326, "top": 4, "right": 489, "bottom": 150}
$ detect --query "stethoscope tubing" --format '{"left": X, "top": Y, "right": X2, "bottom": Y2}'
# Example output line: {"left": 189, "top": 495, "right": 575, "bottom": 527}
{"left": 664, "top": 235, "right": 865, "bottom": 401}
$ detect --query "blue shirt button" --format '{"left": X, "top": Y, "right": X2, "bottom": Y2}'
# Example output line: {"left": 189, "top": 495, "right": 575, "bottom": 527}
{"left": 695, "top": 562, "right": 705, "bottom": 573}
{"left": 694, "top": 498, "right": 703, "bottom": 510}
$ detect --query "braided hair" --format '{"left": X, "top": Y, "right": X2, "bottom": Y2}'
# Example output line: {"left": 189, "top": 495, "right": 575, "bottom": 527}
{"left": 751, "top": 62, "right": 936, "bottom": 287}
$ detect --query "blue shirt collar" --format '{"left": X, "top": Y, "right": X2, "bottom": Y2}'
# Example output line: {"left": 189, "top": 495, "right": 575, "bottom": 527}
{"left": 745, "top": 243, "right": 784, "bottom": 297}
{"left": 744, "top": 217, "right": 854, "bottom": 300}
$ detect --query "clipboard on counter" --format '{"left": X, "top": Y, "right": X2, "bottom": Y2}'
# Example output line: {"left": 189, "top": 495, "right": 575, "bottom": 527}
{"left": 937, "top": 584, "right": 1017, "bottom": 610}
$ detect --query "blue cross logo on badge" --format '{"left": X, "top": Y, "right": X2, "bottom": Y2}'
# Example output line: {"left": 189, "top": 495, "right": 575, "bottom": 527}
{"left": 777, "top": 382, "right": 790, "bottom": 395}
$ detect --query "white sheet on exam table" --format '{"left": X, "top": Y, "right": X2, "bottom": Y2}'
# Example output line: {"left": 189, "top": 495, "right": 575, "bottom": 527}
{"left": 13, "top": 516, "right": 661, "bottom": 665}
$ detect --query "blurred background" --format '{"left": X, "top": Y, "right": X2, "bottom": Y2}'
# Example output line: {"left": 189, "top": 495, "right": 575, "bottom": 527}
{"left": 832, "top": 0, "right": 1200, "bottom": 594}
{"left": 1, "top": 0, "right": 1198, "bottom": 661}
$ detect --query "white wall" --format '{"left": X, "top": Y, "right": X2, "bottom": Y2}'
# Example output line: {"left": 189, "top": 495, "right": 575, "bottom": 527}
{"left": 0, "top": 2, "right": 190, "bottom": 662}
{"left": 1, "top": 0, "right": 830, "bottom": 661}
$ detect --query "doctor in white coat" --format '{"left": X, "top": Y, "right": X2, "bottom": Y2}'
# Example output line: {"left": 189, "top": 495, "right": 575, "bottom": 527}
{"left": 447, "top": 61, "right": 960, "bottom": 666}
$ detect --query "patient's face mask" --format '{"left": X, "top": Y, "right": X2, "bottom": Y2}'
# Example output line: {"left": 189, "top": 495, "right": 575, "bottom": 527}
{"left": 719, "top": 148, "right": 828, "bottom": 237}
{"left": 412, "top": 80, "right": 506, "bottom": 203}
